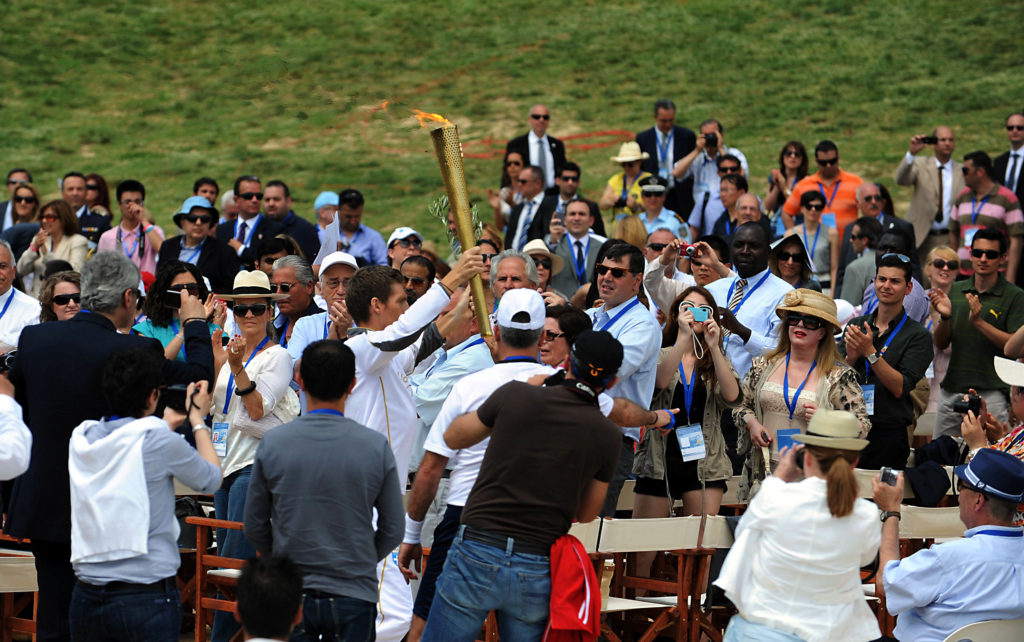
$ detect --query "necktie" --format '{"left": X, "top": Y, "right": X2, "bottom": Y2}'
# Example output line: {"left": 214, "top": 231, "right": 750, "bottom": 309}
{"left": 237, "top": 221, "right": 248, "bottom": 243}
{"left": 537, "top": 138, "right": 549, "bottom": 187}
{"left": 518, "top": 202, "right": 535, "bottom": 250}
{"left": 935, "top": 165, "right": 945, "bottom": 223}
{"left": 575, "top": 240, "right": 585, "bottom": 280}
{"left": 556, "top": 198, "right": 565, "bottom": 214}
{"left": 1009, "top": 153, "right": 1020, "bottom": 192}
{"left": 723, "top": 278, "right": 746, "bottom": 337}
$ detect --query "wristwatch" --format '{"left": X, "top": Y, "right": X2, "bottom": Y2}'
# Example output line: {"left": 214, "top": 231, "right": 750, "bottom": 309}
{"left": 866, "top": 352, "right": 879, "bottom": 365}
{"left": 880, "top": 510, "right": 901, "bottom": 523}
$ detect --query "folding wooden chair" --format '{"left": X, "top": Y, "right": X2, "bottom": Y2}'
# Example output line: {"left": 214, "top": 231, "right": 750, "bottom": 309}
{"left": 186, "top": 516, "right": 247, "bottom": 642}
{"left": 616, "top": 479, "right": 636, "bottom": 514}
{"left": 943, "top": 618, "right": 1024, "bottom": 642}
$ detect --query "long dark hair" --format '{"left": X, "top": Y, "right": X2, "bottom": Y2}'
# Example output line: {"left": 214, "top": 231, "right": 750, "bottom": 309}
{"left": 662, "top": 286, "right": 723, "bottom": 387}
{"left": 500, "top": 150, "right": 525, "bottom": 189}
{"left": 778, "top": 140, "right": 809, "bottom": 179}
{"left": 143, "top": 261, "right": 209, "bottom": 327}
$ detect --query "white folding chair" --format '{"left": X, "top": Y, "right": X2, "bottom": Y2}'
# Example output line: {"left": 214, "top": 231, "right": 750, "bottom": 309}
{"left": 943, "top": 618, "right": 1024, "bottom": 642}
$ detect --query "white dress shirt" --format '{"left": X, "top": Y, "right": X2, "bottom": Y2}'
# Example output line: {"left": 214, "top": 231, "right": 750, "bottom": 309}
{"left": 683, "top": 146, "right": 750, "bottom": 203}
{"left": 527, "top": 131, "right": 555, "bottom": 188}
{"left": 704, "top": 267, "right": 792, "bottom": 377}
{"left": 511, "top": 192, "right": 545, "bottom": 250}
{"left": 1005, "top": 147, "right": 1024, "bottom": 192}
{"left": 1, "top": 287, "right": 40, "bottom": 350}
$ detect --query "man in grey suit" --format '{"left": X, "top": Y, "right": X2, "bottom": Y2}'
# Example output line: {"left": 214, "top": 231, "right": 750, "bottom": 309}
{"left": 549, "top": 199, "right": 605, "bottom": 296}
{"left": 894, "top": 127, "right": 963, "bottom": 263}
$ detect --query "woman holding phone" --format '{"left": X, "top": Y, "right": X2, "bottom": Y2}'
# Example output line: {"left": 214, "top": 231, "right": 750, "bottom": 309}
{"left": 133, "top": 261, "right": 225, "bottom": 361}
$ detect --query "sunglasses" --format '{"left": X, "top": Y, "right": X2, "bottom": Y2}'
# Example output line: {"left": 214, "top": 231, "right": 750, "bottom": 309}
{"left": 1007, "top": 125, "right": 1024, "bottom": 132}
{"left": 931, "top": 258, "right": 959, "bottom": 271}
{"left": 816, "top": 157, "right": 839, "bottom": 166}
{"left": 13, "top": 196, "right": 36, "bottom": 204}
{"left": 506, "top": 160, "right": 523, "bottom": 167}
{"left": 647, "top": 242, "right": 668, "bottom": 252}
{"left": 783, "top": 150, "right": 802, "bottom": 157}
{"left": 718, "top": 165, "right": 740, "bottom": 173}
{"left": 239, "top": 192, "right": 263, "bottom": 201}
{"left": 52, "top": 293, "right": 81, "bottom": 305}
{"left": 41, "top": 213, "right": 58, "bottom": 221}
{"left": 804, "top": 203, "right": 824, "bottom": 211}
{"left": 881, "top": 253, "right": 911, "bottom": 263}
{"left": 269, "top": 282, "right": 295, "bottom": 294}
{"left": 962, "top": 167, "right": 974, "bottom": 175}
{"left": 480, "top": 253, "right": 496, "bottom": 262}
{"left": 392, "top": 238, "right": 422, "bottom": 249}
{"left": 532, "top": 257, "right": 552, "bottom": 270}
{"left": 404, "top": 275, "right": 427, "bottom": 286}
{"left": 642, "top": 191, "right": 665, "bottom": 197}
{"left": 119, "top": 198, "right": 143, "bottom": 206}
{"left": 850, "top": 232, "right": 867, "bottom": 240}
{"left": 86, "top": 184, "right": 99, "bottom": 190}
{"left": 183, "top": 213, "right": 212, "bottom": 225}
{"left": 517, "top": 179, "right": 530, "bottom": 185}
{"left": 595, "top": 264, "right": 633, "bottom": 278}
{"left": 233, "top": 303, "right": 268, "bottom": 317}
{"left": 543, "top": 329, "right": 565, "bottom": 342}
{"left": 777, "top": 251, "right": 806, "bottom": 263}
{"left": 560, "top": 175, "right": 580, "bottom": 182}
{"left": 169, "top": 282, "right": 201, "bottom": 295}
{"left": 5, "top": 180, "right": 23, "bottom": 186}
{"left": 786, "top": 313, "right": 824, "bottom": 331}
{"left": 972, "top": 248, "right": 1002, "bottom": 259}
{"left": 864, "top": 195, "right": 885, "bottom": 203}
{"left": 530, "top": 114, "right": 550, "bottom": 120}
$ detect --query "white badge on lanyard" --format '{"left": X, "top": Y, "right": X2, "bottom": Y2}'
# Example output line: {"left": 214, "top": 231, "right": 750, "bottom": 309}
{"left": 212, "top": 422, "right": 229, "bottom": 458}
{"left": 862, "top": 384, "right": 876, "bottom": 415}
{"left": 675, "top": 424, "right": 706, "bottom": 462}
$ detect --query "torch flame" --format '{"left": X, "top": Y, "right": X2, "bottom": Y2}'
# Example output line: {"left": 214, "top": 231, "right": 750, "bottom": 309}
{"left": 412, "top": 108, "right": 453, "bottom": 128}
{"left": 380, "top": 100, "right": 389, "bottom": 110}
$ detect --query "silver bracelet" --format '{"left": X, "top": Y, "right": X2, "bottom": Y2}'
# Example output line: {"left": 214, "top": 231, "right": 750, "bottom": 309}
{"left": 191, "top": 423, "right": 211, "bottom": 434}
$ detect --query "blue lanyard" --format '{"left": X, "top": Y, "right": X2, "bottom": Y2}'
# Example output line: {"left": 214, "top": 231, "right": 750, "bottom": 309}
{"left": 866, "top": 313, "right": 908, "bottom": 379}
{"left": 223, "top": 335, "right": 271, "bottom": 414}
{"left": 817, "top": 181, "right": 840, "bottom": 208}
{"left": 724, "top": 219, "right": 734, "bottom": 236}
{"left": 426, "top": 337, "right": 485, "bottom": 377}
{"left": 677, "top": 362, "right": 697, "bottom": 422}
{"left": 657, "top": 130, "right": 673, "bottom": 164}
{"left": 926, "top": 317, "right": 933, "bottom": 332}
{"left": 0, "top": 290, "right": 16, "bottom": 323}
{"left": 725, "top": 272, "right": 771, "bottom": 314}
{"left": 971, "top": 195, "right": 991, "bottom": 224}
{"left": 783, "top": 353, "right": 817, "bottom": 421}
{"left": 278, "top": 318, "right": 289, "bottom": 348}
{"left": 620, "top": 173, "right": 639, "bottom": 202}
{"left": 863, "top": 290, "right": 878, "bottom": 314}
{"left": 597, "top": 297, "right": 641, "bottom": 333}
{"left": 118, "top": 226, "right": 140, "bottom": 259}
{"left": 500, "top": 356, "right": 536, "bottom": 363}
{"left": 802, "top": 223, "right": 820, "bottom": 259}
{"left": 233, "top": 215, "right": 261, "bottom": 247}
{"left": 183, "top": 240, "right": 203, "bottom": 264}
{"left": 323, "top": 314, "right": 331, "bottom": 339}
{"left": 973, "top": 529, "right": 1023, "bottom": 538}
{"left": 307, "top": 408, "right": 344, "bottom": 418}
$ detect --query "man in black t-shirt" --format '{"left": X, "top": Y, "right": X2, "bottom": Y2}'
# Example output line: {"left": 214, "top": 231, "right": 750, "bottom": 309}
{"left": 420, "top": 330, "right": 623, "bottom": 642}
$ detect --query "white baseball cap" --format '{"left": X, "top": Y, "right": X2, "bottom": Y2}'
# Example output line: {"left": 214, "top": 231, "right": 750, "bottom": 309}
{"left": 387, "top": 227, "right": 423, "bottom": 247}
{"left": 319, "top": 251, "right": 358, "bottom": 275}
{"left": 495, "top": 289, "right": 545, "bottom": 330}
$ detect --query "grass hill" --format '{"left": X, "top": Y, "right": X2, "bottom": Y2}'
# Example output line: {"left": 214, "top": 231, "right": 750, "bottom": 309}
{"left": 1, "top": 0, "right": 1020, "bottom": 245}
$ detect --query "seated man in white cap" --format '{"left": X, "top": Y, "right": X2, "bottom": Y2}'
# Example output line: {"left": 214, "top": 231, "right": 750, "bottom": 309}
{"left": 874, "top": 447, "right": 1024, "bottom": 641}
{"left": 387, "top": 227, "right": 423, "bottom": 268}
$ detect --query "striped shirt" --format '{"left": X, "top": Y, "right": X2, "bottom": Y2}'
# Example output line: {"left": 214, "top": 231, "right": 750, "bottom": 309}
{"left": 950, "top": 184, "right": 1023, "bottom": 271}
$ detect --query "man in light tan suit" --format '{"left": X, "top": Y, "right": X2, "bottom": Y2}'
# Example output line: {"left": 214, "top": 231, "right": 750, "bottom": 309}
{"left": 894, "top": 127, "right": 963, "bottom": 267}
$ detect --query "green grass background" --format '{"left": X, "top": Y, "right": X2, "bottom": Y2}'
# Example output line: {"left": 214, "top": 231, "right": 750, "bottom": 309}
{"left": 2, "top": 0, "right": 1021, "bottom": 244}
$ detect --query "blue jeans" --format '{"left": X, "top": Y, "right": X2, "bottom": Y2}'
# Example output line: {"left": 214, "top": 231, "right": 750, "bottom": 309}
{"left": 69, "top": 580, "right": 180, "bottom": 641}
{"left": 290, "top": 592, "right": 376, "bottom": 642}
{"left": 724, "top": 614, "right": 806, "bottom": 642}
{"left": 413, "top": 504, "right": 462, "bottom": 620}
{"left": 212, "top": 465, "right": 256, "bottom": 642}
{"left": 421, "top": 528, "right": 551, "bottom": 642}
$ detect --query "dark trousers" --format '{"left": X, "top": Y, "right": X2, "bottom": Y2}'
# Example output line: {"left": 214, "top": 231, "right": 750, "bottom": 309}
{"left": 68, "top": 579, "right": 180, "bottom": 642}
{"left": 413, "top": 504, "right": 463, "bottom": 620}
{"left": 30, "top": 539, "right": 75, "bottom": 642}
{"left": 291, "top": 592, "right": 376, "bottom": 642}
{"left": 600, "top": 436, "right": 635, "bottom": 517}
{"left": 859, "top": 422, "right": 911, "bottom": 470}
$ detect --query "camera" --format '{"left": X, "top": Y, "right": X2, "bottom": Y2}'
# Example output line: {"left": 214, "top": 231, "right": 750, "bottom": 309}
{"left": 680, "top": 243, "right": 698, "bottom": 258}
{"left": 952, "top": 393, "right": 982, "bottom": 415}
{"left": 704, "top": 133, "right": 718, "bottom": 147}
{"left": 162, "top": 383, "right": 191, "bottom": 414}
{"left": 793, "top": 445, "right": 806, "bottom": 470}
{"left": 920, "top": 135, "right": 939, "bottom": 145}
{"left": 879, "top": 466, "right": 898, "bottom": 486}
{"left": 0, "top": 351, "right": 16, "bottom": 374}
{"left": 690, "top": 306, "right": 710, "bottom": 323}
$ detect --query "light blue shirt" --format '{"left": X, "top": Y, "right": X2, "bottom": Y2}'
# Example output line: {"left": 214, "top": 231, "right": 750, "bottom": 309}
{"left": 689, "top": 194, "right": 726, "bottom": 237}
{"left": 705, "top": 268, "right": 792, "bottom": 378}
{"left": 885, "top": 524, "right": 1024, "bottom": 642}
{"left": 408, "top": 334, "right": 494, "bottom": 472}
{"left": 314, "top": 222, "right": 387, "bottom": 267}
{"left": 682, "top": 147, "right": 750, "bottom": 204}
{"left": 587, "top": 296, "right": 660, "bottom": 441}
{"left": 623, "top": 207, "right": 685, "bottom": 239}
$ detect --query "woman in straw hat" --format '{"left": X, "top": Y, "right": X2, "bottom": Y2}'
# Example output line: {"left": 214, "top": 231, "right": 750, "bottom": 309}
{"left": 715, "top": 409, "right": 882, "bottom": 642}
{"left": 522, "top": 238, "right": 569, "bottom": 304}
{"left": 599, "top": 141, "right": 653, "bottom": 220}
{"left": 208, "top": 270, "right": 300, "bottom": 639}
{"left": 733, "top": 288, "right": 869, "bottom": 500}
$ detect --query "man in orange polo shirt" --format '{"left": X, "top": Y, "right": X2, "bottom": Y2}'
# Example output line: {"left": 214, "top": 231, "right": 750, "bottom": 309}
{"left": 783, "top": 140, "right": 863, "bottom": 240}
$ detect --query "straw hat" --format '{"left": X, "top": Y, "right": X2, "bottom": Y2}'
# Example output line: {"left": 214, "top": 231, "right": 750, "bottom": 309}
{"left": 775, "top": 288, "right": 841, "bottom": 334}
{"left": 609, "top": 141, "right": 650, "bottom": 163}
{"left": 793, "top": 409, "right": 869, "bottom": 451}
{"left": 522, "top": 239, "right": 565, "bottom": 275}
{"left": 219, "top": 270, "right": 290, "bottom": 301}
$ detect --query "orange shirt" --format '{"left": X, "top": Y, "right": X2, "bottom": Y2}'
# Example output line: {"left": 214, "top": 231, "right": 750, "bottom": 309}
{"left": 783, "top": 169, "right": 864, "bottom": 241}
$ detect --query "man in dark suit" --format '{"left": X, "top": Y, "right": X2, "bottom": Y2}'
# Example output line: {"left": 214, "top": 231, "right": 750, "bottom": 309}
{"left": 6, "top": 251, "right": 214, "bottom": 641}
{"left": 61, "top": 171, "right": 110, "bottom": 247}
{"left": 216, "top": 174, "right": 283, "bottom": 269}
{"left": 262, "top": 179, "right": 320, "bottom": 261}
{"left": 505, "top": 104, "right": 566, "bottom": 195}
{"left": 636, "top": 99, "right": 697, "bottom": 218}
{"left": 0, "top": 168, "right": 31, "bottom": 234}
{"left": 527, "top": 162, "right": 606, "bottom": 241}
{"left": 160, "top": 196, "right": 241, "bottom": 293}
{"left": 549, "top": 200, "right": 605, "bottom": 296}
{"left": 994, "top": 112, "right": 1024, "bottom": 205}
{"left": 835, "top": 182, "right": 920, "bottom": 295}
{"left": 504, "top": 166, "right": 549, "bottom": 251}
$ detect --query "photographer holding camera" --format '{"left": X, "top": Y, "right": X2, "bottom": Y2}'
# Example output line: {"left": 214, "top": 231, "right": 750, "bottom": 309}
{"left": 671, "top": 119, "right": 749, "bottom": 232}
{"left": 68, "top": 349, "right": 221, "bottom": 640}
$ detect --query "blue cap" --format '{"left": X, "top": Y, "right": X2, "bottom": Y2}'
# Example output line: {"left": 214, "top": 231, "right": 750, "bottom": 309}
{"left": 174, "top": 196, "right": 218, "bottom": 227}
{"left": 313, "top": 191, "right": 339, "bottom": 211}
{"left": 954, "top": 448, "right": 1024, "bottom": 503}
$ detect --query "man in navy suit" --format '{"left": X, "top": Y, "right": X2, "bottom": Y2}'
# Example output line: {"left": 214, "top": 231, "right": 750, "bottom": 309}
{"left": 994, "top": 112, "right": 1024, "bottom": 205}
{"left": 159, "top": 196, "right": 241, "bottom": 293}
{"left": 636, "top": 99, "right": 697, "bottom": 218}
{"left": 62, "top": 171, "right": 110, "bottom": 248}
{"left": 505, "top": 105, "right": 566, "bottom": 195}
{"left": 504, "top": 166, "right": 549, "bottom": 251}
{"left": 6, "top": 251, "right": 214, "bottom": 641}
{"left": 527, "top": 162, "right": 607, "bottom": 240}
{"left": 262, "top": 179, "right": 320, "bottom": 261}
{"left": 216, "top": 175, "right": 283, "bottom": 269}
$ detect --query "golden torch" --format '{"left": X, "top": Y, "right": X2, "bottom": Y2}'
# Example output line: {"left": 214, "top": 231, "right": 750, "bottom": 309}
{"left": 419, "top": 111, "right": 492, "bottom": 336}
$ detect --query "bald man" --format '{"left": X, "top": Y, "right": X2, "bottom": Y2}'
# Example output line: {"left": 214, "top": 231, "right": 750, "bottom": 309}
{"left": 895, "top": 126, "right": 964, "bottom": 261}
{"left": 504, "top": 104, "right": 567, "bottom": 195}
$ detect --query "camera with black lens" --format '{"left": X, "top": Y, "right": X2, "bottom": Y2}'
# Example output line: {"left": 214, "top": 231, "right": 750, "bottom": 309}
{"left": 0, "top": 351, "right": 16, "bottom": 374}
{"left": 952, "top": 393, "right": 982, "bottom": 415}
{"left": 704, "top": 133, "right": 718, "bottom": 147}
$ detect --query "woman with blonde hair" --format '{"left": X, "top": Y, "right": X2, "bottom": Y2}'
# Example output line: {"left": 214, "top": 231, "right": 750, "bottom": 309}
{"left": 924, "top": 245, "right": 958, "bottom": 412}
{"left": 734, "top": 288, "right": 869, "bottom": 499}
{"left": 611, "top": 214, "right": 648, "bottom": 252}
{"left": 716, "top": 409, "right": 881, "bottom": 641}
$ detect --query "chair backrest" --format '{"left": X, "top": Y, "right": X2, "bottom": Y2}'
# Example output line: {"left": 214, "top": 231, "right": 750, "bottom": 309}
{"left": 900, "top": 505, "right": 963, "bottom": 540}
{"left": 568, "top": 519, "right": 601, "bottom": 553}
{"left": 616, "top": 479, "right": 636, "bottom": 512}
{"left": 915, "top": 411, "right": 937, "bottom": 437}
{"left": 942, "top": 618, "right": 1024, "bottom": 642}
{"left": 596, "top": 516, "right": 733, "bottom": 553}
{"left": 855, "top": 468, "right": 918, "bottom": 499}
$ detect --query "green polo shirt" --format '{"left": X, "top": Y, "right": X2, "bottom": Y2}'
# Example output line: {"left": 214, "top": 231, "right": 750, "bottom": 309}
{"left": 941, "top": 276, "right": 1024, "bottom": 392}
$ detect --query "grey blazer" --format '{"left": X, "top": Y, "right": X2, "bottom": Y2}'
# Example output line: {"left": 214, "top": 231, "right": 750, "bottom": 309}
{"left": 551, "top": 234, "right": 604, "bottom": 296}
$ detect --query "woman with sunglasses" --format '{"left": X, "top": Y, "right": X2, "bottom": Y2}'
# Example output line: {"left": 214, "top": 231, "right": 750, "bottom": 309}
{"left": 734, "top": 289, "right": 869, "bottom": 499}
{"left": 633, "top": 287, "right": 740, "bottom": 532}
{"left": 523, "top": 239, "right": 569, "bottom": 305}
{"left": 84, "top": 173, "right": 111, "bottom": 218}
{"left": 9, "top": 182, "right": 40, "bottom": 226}
{"left": 765, "top": 140, "right": 808, "bottom": 229}
{"left": 38, "top": 271, "right": 81, "bottom": 322}
{"left": 133, "top": 261, "right": 225, "bottom": 361}
{"left": 600, "top": 142, "right": 653, "bottom": 220}
{"left": 488, "top": 150, "right": 526, "bottom": 229}
{"left": 209, "top": 270, "right": 299, "bottom": 639}
{"left": 924, "top": 246, "right": 959, "bottom": 412}
{"left": 784, "top": 191, "right": 838, "bottom": 292}
{"left": 769, "top": 235, "right": 822, "bottom": 292}
{"left": 17, "top": 200, "right": 88, "bottom": 297}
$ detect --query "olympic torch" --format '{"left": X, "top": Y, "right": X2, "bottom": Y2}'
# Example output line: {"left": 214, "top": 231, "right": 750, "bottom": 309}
{"left": 427, "top": 121, "right": 492, "bottom": 336}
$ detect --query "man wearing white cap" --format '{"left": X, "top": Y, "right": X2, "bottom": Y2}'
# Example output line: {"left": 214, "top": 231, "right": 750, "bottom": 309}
{"left": 387, "top": 227, "right": 423, "bottom": 268}
{"left": 287, "top": 251, "right": 357, "bottom": 363}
